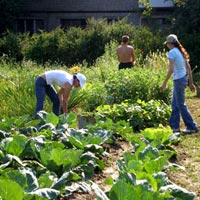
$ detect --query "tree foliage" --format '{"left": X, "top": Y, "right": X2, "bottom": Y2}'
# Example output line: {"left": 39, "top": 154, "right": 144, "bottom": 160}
{"left": 172, "top": 0, "right": 200, "bottom": 70}
{"left": 172, "top": 0, "right": 200, "bottom": 34}
{"left": 0, "top": 0, "right": 24, "bottom": 33}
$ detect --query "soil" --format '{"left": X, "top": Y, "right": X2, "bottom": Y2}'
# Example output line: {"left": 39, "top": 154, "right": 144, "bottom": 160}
{"left": 60, "top": 96, "right": 200, "bottom": 200}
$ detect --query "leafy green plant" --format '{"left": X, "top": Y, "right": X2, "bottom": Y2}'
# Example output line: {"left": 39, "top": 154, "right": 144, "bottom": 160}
{"left": 95, "top": 99, "right": 171, "bottom": 131}
{"left": 104, "top": 68, "right": 172, "bottom": 105}
{"left": 0, "top": 113, "right": 112, "bottom": 199}
{"left": 108, "top": 127, "right": 195, "bottom": 200}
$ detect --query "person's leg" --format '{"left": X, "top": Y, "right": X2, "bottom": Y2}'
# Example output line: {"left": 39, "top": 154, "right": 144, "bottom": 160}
{"left": 174, "top": 76, "right": 198, "bottom": 130}
{"left": 169, "top": 87, "right": 180, "bottom": 131}
{"left": 35, "top": 77, "right": 46, "bottom": 119}
{"left": 45, "top": 85, "right": 60, "bottom": 116}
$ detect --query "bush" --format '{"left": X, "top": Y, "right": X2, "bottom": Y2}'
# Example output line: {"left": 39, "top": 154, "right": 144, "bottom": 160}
{"left": 1, "top": 18, "right": 166, "bottom": 66}
{"left": 81, "top": 83, "right": 107, "bottom": 112}
{"left": 95, "top": 99, "right": 171, "bottom": 131}
{"left": 21, "top": 28, "right": 63, "bottom": 64}
{"left": 0, "top": 31, "right": 23, "bottom": 61}
{"left": 104, "top": 68, "right": 172, "bottom": 105}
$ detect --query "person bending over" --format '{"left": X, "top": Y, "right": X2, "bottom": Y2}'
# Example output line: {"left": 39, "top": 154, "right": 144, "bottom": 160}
{"left": 34, "top": 70, "right": 86, "bottom": 119}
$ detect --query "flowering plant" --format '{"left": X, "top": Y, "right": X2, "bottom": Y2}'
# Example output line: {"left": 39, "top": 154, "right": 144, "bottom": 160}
{"left": 69, "top": 65, "right": 81, "bottom": 74}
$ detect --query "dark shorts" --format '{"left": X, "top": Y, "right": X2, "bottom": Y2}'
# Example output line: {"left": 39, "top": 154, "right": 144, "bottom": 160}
{"left": 118, "top": 62, "right": 133, "bottom": 70}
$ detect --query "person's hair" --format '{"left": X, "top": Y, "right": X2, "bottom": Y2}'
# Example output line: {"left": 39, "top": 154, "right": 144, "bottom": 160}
{"left": 175, "top": 42, "right": 190, "bottom": 61}
{"left": 122, "top": 35, "right": 129, "bottom": 44}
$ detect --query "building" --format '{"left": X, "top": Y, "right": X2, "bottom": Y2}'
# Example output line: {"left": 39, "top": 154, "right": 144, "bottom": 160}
{"left": 17, "top": 0, "right": 174, "bottom": 33}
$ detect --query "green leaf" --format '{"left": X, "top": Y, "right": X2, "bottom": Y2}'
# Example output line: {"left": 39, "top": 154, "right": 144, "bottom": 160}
{"left": 40, "top": 147, "right": 83, "bottom": 173}
{"left": 0, "top": 154, "right": 24, "bottom": 169}
{"left": 84, "top": 144, "right": 104, "bottom": 154}
{"left": 152, "top": 172, "right": 169, "bottom": 189}
{"left": 142, "top": 127, "right": 173, "bottom": 147}
{"left": 21, "top": 136, "right": 45, "bottom": 160}
{"left": 144, "top": 156, "right": 168, "bottom": 174}
{"left": 28, "top": 188, "right": 59, "bottom": 199}
{"left": 0, "top": 179, "right": 24, "bottom": 200}
{"left": 51, "top": 171, "right": 80, "bottom": 190}
{"left": 19, "top": 168, "right": 39, "bottom": 192}
{"left": 160, "top": 184, "right": 196, "bottom": 200}
{"left": 104, "top": 177, "right": 114, "bottom": 185}
{"left": 45, "top": 113, "right": 59, "bottom": 126}
{"left": 67, "top": 135, "right": 84, "bottom": 149}
{"left": 38, "top": 171, "right": 54, "bottom": 188}
{"left": 109, "top": 179, "right": 136, "bottom": 200}
{"left": 138, "top": 145, "right": 159, "bottom": 162}
{"left": 6, "top": 135, "right": 27, "bottom": 156}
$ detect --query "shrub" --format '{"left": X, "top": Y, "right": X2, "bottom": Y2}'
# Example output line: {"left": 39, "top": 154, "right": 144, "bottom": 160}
{"left": 81, "top": 83, "right": 107, "bottom": 112}
{"left": 21, "top": 28, "right": 63, "bottom": 64}
{"left": 95, "top": 99, "right": 171, "bottom": 131}
{"left": 104, "top": 68, "right": 172, "bottom": 105}
{"left": 0, "top": 31, "right": 23, "bottom": 61}
{"left": 2, "top": 18, "right": 166, "bottom": 66}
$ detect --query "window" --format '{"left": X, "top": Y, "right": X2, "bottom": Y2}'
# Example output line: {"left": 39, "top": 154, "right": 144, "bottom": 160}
{"left": 107, "top": 19, "right": 118, "bottom": 24}
{"left": 60, "top": 19, "right": 86, "bottom": 28}
{"left": 141, "top": 17, "right": 170, "bottom": 26}
{"left": 17, "top": 19, "right": 44, "bottom": 33}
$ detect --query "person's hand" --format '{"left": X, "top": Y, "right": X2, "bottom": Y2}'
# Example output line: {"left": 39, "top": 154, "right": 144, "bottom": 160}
{"left": 60, "top": 105, "right": 64, "bottom": 114}
{"left": 189, "top": 83, "right": 196, "bottom": 92}
{"left": 159, "top": 83, "right": 166, "bottom": 92}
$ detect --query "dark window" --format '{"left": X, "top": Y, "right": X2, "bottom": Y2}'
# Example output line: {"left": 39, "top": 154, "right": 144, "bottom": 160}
{"left": 60, "top": 19, "right": 86, "bottom": 28}
{"left": 17, "top": 19, "right": 44, "bottom": 33}
{"left": 141, "top": 17, "right": 170, "bottom": 26}
{"left": 107, "top": 19, "right": 118, "bottom": 24}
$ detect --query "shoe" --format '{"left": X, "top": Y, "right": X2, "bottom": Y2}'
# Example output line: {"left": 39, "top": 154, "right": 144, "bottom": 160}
{"left": 172, "top": 128, "right": 180, "bottom": 133}
{"left": 182, "top": 128, "right": 199, "bottom": 134}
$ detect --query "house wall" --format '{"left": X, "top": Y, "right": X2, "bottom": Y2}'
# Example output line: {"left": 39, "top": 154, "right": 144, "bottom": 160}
{"left": 23, "top": 0, "right": 138, "bottom": 12}
{"left": 18, "top": 0, "right": 173, "bottom": 32}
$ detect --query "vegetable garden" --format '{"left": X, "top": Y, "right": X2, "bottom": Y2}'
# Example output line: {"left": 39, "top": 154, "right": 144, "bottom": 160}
{"left": 0, "top": 21, "right": 199, "bottom": 199}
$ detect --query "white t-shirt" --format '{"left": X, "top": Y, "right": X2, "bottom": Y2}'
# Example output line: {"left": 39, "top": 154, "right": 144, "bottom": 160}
{"left": 45, "top": 70, "right": 73, "bottom": 88}
{"left": 168, "top": 47, "right": 186, "bottom": 80}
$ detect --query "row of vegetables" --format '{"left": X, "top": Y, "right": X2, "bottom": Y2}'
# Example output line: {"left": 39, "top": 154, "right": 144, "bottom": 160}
{"left": 0, "top": 109, "right": 196, "bottom": 200}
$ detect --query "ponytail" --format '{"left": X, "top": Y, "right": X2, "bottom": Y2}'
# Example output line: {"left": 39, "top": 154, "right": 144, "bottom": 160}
{"left": 175, "top": 42, "right": 190, "bottom": 61}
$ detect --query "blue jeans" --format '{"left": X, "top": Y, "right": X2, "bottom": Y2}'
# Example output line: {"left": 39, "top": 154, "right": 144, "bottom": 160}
{"left": 34, "top": 76, "right": 60, "bottom": 119}
{"left": 169, "top": 76, "right": 198, "bottom": 130}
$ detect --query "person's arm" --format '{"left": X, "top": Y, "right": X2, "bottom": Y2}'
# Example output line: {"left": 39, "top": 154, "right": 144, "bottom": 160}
{"left": 185, "top": 60, "right": 196, "bottom": 92}
{"left": 116, "top": 48, "right": 120, "bottom": 62}
{"left": 61, "top": 82, "right": 72, "bottom": 114}
{"left": 160, "top": 59, "right": 174, "bottom": 91}
{"left": 58, "top": 88, "right": 64, "bottom": 113}
{"left": 131, "top": 47, "right": 135, "bottom": 65}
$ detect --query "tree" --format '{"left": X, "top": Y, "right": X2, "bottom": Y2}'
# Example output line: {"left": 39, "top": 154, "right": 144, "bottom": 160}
{"left": 172, "top": 0, "right": 200, "bottom": 70}
{"left": 0, "top": 0, "right": 24, "bottom": 33}
{"left": 172, "top": 0, "right": 200, "bottom": 34}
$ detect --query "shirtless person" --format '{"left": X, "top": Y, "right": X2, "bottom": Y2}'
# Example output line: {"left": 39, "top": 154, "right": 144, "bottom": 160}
{"left": 116, "top": 35, "right": 135, "bottom": 70}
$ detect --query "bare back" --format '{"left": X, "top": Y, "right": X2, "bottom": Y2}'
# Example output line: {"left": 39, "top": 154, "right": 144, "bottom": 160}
{"left": 117, "top": 44, "right": 134, "bottom": 63}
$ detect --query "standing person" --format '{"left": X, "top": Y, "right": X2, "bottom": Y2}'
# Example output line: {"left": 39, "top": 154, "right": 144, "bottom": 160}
{"left": 116, "top": 35, "right": 135, "bottom": 70}
{"left": 160, "top": 34, "right": 198, "bottom": 133}
{"left": 34, "top": 70, "right": 86, "bottom": 119}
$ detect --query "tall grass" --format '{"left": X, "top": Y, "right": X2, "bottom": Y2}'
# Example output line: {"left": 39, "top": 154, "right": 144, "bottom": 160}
{"left": 0, "top": 44, "right": 171, "bottom": 119}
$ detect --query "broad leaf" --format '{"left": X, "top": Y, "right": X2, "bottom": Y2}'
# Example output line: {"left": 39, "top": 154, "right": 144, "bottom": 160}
{"left": 28, "top": 188, "right": 59, "bottom": 199}
{"left": 0, "top": 179, "right": 24, "bottom": 200}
